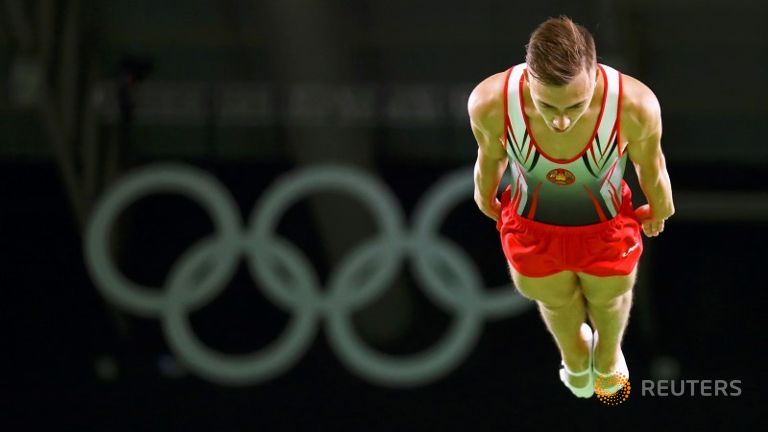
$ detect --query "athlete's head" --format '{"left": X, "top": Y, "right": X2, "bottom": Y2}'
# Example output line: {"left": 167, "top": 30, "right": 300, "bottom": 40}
{"left": 525, "top": 16, "right": 598, "bottom": 134}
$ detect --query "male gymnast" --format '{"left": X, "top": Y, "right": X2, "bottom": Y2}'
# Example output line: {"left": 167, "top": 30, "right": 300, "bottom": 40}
{"left": 468, "top": 16, "right": 675, "bottom": 397}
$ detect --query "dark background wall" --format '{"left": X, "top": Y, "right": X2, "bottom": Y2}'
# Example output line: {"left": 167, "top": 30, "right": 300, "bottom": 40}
{"left": 2, "top": 0, "right": 764, "bottom": 430}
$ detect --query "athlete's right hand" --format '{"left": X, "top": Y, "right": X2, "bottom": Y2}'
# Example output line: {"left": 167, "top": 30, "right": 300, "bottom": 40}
{"left": 475, "top": 196, "right": 502, "bottom": 221}
{"left": 634, "top": 204, "right": 668, "bottom": 237}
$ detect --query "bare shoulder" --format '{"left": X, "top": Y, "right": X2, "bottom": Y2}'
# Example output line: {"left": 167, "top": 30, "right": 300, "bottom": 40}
{"left": 467, "top": 70, "right": 508, "bottom": 136}
{"left": 620, "top": 73, "right": 662, "bottom": 140}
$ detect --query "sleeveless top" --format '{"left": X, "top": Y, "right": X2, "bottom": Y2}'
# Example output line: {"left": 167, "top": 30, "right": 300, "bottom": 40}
{"left": 502, "top": 63, "right": 627, "bottom": 226}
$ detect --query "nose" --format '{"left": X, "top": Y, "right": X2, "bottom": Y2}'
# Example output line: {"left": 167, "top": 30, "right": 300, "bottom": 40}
{"left": 553, "top": 115, "right": 571, "bottom": 131}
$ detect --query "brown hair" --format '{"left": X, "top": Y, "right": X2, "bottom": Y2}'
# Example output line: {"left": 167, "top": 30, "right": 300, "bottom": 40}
{"left": 525, "top": 16, "right": 596, "bottom": 86}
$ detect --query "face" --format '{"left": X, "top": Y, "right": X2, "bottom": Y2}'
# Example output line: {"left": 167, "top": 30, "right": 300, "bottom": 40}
{"left": 527, "top": 66, "right": 598, "bottom": 134}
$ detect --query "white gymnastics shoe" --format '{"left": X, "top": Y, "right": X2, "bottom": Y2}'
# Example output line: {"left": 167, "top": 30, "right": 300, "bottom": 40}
{"left": 592, "top": 330, "right": 630, "bottom": 396}
{"left": 558, "top": 323, "right": 595, "bottom": 398}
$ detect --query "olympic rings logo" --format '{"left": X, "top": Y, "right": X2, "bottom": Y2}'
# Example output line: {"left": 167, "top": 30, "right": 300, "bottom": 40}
{"left": 84, "top": 164, "right": 531, "bottom": 387}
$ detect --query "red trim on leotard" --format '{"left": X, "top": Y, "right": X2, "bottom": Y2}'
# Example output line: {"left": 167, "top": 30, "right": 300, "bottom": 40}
{"left": 510, "top": 176, "right": 522, "bottom": 213}
{"left": 607, "top": 183, "right": 621, "bottom": 213}
{"left": 600, "top": 158, "right": 619, "bottom": 189}
{"left": 526, "top": 182, "right": 543, "bottom": 218}
{"left": 502, "top": 67, "right": 515, "bottom": 151}
{"left": 617, "top": 71, "right": 624, "bottom": 157}
{"left": 519, "top": 65, "right": 609, "bottom": 164}
{"left": 589, "top": 140, "right": 598, "bottom": 166}
{"left": 524, "top": 133, "right": 533, "bottom": 163}
{"left": 605, "top": 127, "right": 618, "bottom": 158}
{"left": 583, "top": 185, "right": 608, "bottom": 222}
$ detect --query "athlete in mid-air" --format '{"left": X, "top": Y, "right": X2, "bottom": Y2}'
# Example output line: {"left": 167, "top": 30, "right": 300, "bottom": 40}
{"left": 468, "top": 16, "right": 674, "bottom": 398}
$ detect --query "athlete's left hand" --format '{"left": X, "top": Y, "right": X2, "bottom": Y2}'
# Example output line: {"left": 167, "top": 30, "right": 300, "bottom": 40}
{"left": 634, "top": 204, "right": 672, "bottom": 237}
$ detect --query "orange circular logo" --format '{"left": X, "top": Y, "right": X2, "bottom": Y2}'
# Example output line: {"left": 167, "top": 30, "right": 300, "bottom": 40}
{"left": 546, "top": 168, "right": 576, "bottom": 185}
{"left": 595, "top": 372, "right": 631, "bottom": 406}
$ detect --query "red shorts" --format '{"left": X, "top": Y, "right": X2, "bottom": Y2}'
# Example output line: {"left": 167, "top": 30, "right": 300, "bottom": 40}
{"left": 496, "top": 180, "right": 643, "bottom": 277}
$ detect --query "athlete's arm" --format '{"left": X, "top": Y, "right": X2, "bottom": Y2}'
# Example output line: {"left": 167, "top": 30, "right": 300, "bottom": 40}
{"left": 468, "top": 73, "right": 509, "bottom": 221}
{"left": 623, "top": 76, "right": 675, "bottom": 237}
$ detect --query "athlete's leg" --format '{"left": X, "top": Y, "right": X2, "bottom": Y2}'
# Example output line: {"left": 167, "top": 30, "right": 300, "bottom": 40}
{"left": 510, "top": 265, "right": 590, "bottom": 387}
{"left": 577, "top": 267, "right": 637, "bottom": 374}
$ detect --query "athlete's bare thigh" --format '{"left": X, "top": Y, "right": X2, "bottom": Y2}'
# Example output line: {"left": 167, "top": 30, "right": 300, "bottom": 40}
{"left": 576, "top": 266, "right": 638, "bottom": 305}
{"left": 508, "top": 264, "right": 580, "bottom": 308}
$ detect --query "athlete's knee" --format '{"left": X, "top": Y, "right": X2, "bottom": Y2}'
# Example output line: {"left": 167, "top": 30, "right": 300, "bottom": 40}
{"left": 512, "top": 272, "right": 581, "bottom": 309}
{"left": 579, "top": 271, "right": 636, "bottom": 306}
{"left": 513, "top": 281, "right": 541, "bottom": 303}
{"left": 510, "top": 272, "right": 535, "bottom": 300}
{"left": 585, "top": 286, "right": 633, "bottom": 309}
{"left": 536, "top": 288, "right": 583, "bottom": 310}
{"left": 509, "top": 266, "right": 582, "bottom": 307}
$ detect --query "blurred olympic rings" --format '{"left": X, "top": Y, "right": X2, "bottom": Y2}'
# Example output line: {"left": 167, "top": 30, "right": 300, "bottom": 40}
{"left": 84, "top": 164, "right": 530, "bottom": 387}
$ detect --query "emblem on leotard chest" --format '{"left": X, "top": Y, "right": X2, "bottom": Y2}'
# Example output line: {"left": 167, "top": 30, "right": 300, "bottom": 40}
{"left": 546, "top": 168, "right": 576, "bottom": 185}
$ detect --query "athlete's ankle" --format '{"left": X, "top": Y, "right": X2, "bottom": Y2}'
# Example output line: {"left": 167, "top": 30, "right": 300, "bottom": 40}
{"left": 562, "top": 343, "right": 590, "bottom": 373}
{"left": 593, "top": 347, "right": 620, "bottom": 374}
